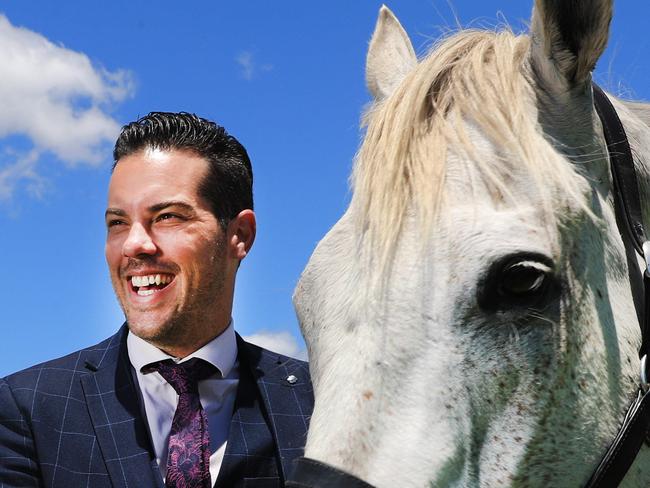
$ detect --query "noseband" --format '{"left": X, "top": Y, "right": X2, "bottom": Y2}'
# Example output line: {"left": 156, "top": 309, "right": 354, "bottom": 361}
{"left": 288, "top": 85, "right": 650, "bottom": 488}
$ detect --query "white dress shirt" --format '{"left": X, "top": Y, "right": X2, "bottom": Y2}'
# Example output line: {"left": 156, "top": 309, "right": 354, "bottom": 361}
{"left": 127, "top": 321, "right": 239, "bottom": 484}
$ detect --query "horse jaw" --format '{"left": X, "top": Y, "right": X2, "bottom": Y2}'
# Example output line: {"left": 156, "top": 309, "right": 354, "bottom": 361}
{"left": 294, "top": 209, "right": 472, "bottom": 487}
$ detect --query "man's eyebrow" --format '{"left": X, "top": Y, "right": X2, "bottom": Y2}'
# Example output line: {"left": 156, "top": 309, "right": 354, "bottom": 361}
{"left": 105, "top": 208, "right": 126, "bottom": 219}
{"left": 148, "top": 201, "right": 196, "bottom": 214}
{"left": 104, "top": 201, "right": 196, "bottom": 220}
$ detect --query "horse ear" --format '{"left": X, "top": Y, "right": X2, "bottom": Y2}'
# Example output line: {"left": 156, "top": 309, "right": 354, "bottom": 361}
{"left": 366, "top": 5, "right": 417, "bottom": 101}
{"left": 529, "top": 0, "right": 612, "bottom": 88}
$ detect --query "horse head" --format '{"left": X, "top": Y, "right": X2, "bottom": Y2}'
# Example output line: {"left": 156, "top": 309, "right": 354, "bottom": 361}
{"left": 293, "top": 0, "right": 650, "bottom": 486}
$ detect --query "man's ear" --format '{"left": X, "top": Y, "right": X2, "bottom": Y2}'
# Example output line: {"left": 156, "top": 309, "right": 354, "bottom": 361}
{"left": 227, "top": 209, "right": 256, "bottom": 260}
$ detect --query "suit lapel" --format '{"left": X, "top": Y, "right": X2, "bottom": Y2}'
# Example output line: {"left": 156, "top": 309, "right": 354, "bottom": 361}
{"left": 233, "top": 336, "right": 313, "bottom": 482}
{"left": 214, "top": 341, "right": 280, "bottom": 486}
{"left": 80, "top": 326, "right": 163, "bottom": 488}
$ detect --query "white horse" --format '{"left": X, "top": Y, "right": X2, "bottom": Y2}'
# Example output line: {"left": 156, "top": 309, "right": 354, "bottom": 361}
{"left": 293, "top": 0, "right": 650, "bottom": 486}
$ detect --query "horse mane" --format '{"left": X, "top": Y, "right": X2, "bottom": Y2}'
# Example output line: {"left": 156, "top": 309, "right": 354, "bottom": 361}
{"left": 351, "top": 29, "right": 590, "bottom": 270}
{"left": 625, "top": 100, "right": 650, "bottom": 128}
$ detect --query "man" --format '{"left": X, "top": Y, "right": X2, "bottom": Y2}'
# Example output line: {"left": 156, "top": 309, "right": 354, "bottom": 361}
{"left": 0, "top": 112, "right": 313, "bottom": 487}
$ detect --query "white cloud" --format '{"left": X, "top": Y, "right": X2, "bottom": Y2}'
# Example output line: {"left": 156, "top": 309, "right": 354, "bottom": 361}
{"left": 236, "top": 51, "right": 255, "bottom": 80}
{"left": 0, "top": 14, "right": 134, "bottom": 199}
{"left": 243, "top": 331, "right": 308, "bottom": 360}
{"left": 0, "top": 149, "right": 43, "bottom": 201}
{"left": 235, "top": 50, "right": 272, "bottom": 81}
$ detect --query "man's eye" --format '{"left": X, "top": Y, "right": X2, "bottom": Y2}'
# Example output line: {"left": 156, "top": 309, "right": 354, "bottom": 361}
{"left": 107, "top": 219, "right": 125, "bottom": 228}
{"left": 156, "top": 213, "right": 182, "bottom": 222}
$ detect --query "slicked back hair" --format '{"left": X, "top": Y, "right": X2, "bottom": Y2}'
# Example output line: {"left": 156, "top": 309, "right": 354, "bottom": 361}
{"left": 113, "top": 112, "right": 253, "bottom": 229}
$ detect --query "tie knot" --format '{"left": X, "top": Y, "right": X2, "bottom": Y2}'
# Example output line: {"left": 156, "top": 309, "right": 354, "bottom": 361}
{"left": 147, "top": 358, "right": 216, "bottom": 395}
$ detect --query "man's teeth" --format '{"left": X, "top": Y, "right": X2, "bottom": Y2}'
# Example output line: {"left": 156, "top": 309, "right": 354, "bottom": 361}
{"left": 131, "top": 274, "right": 172, "bottom": 288}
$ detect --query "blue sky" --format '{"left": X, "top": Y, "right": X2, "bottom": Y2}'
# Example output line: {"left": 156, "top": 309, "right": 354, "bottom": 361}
{"left": 1, "top": 1, "right": 648, "bottom": 376}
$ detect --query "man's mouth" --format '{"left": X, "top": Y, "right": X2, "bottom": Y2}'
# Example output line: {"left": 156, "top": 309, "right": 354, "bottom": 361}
{"left": 129, "top": 274, "right": 174, "bottom": 296}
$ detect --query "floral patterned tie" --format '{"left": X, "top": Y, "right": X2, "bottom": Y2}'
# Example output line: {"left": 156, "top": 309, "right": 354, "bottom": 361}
{"left": 151, "top": 358, "right": 216, "bottom": 488}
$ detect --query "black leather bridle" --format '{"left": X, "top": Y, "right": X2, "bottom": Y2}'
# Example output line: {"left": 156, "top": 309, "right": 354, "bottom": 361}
{"left": 584, "top": 85, "right": 650, "bottom": 486}
{"left": 287, "top": 84, "right": 650, "bottom": 488}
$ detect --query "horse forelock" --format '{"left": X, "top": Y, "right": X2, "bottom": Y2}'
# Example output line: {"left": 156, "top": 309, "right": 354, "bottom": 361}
{"left": 351, "top": 28, "right": 592, "bottom": 278}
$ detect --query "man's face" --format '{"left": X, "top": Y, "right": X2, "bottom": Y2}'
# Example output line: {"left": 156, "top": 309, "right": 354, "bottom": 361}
{"left": 105, "top": 147, "right": 236, "bottom": 356}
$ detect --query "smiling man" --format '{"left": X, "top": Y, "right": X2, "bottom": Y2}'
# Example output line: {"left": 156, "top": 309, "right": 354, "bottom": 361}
{"left": 0, "top": 113, "right": 313, "bottom": 488}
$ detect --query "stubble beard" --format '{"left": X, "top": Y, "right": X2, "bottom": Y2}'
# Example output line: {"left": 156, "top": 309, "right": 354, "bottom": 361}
{"left": 117, "top": 242, "right": 229, "bottom": 355}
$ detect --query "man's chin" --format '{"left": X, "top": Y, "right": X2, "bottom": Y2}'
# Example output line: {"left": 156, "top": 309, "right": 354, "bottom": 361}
{"left": 126, "top": 316, "right": 177, "bottom": 344}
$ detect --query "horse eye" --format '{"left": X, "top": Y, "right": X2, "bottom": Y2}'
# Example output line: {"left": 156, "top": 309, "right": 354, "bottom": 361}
{"left": 499, "top": 262, "right": 549, "bottom": 297}
{"left": 478, "top": 254, "right": 558, "bottom": 311}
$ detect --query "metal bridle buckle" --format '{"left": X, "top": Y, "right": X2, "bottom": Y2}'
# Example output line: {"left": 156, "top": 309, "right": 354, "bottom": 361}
{"left": 641, "top": 242, "right": 650, "bottom": 392}
{"left": 642, "top": 242, "right": 650, "bottom": 276}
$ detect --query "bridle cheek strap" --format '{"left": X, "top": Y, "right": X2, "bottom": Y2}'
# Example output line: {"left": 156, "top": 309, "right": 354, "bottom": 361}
{"left": 586, "top": 387, "right": 650, "bottom": 486}
{"left": 585, "top": 85, "right": 650, "bottom": 487}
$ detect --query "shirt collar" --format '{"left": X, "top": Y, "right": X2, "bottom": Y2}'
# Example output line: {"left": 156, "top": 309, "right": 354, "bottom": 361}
{"left": 127, "top": 320, "right": 238, "bottom": 378}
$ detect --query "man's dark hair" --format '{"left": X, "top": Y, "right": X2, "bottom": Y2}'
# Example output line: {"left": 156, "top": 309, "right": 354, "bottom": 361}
{"left": 113, "top": 112, "right": 253, "bottom": 228}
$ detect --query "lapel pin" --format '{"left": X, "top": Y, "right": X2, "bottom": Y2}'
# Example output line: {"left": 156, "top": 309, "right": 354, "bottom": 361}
{"left": 286, "top": 375, "right": 298, "bottom": 384}
{"left": 84, "top": 360, "right": 98, "bottom": 372}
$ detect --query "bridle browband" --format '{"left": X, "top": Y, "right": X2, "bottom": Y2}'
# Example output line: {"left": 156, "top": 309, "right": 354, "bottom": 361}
{"left": 287, "top": 84, "right": 650, "bottom": 488}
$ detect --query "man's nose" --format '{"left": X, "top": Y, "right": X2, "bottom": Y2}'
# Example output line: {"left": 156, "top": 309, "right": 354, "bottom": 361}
{"left": 122, "top": 223, "right": 157, "bottom": 257}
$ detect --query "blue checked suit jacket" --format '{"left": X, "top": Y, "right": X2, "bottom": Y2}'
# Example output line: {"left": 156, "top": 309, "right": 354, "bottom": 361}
{"left": 0, "top": 325, "right": 313, "bottom": 487}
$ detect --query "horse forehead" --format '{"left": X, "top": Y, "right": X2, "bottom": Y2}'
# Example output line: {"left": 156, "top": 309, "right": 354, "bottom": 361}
{"left": 424, "top": 205, "right": 559, "bottom": 272}
{"left": 442, "top": 205, "right": 551, "bottom": 240}
{"left": 443, "top": 119, "right": 558, "bottom": 197}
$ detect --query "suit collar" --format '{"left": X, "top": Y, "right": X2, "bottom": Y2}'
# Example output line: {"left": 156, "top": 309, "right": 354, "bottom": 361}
{"left": 127, "top": 320, "right": 238, "bottom": 378}
{"left": 80, "top": 324, "right": 164, "bottom": 488}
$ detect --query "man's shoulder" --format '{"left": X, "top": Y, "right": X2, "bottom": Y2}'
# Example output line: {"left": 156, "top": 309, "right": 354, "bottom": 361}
{"left": 242, "top": 338, "right": 309, "bottom": 366}
{"left": 238, "top": 336, "right": 311, "bottom": 380}
{"left": 238, "top": 336, "right": 313, "bottom": 404}
{"left": 2, "top": 327, "right": 126, "bottom": 392}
